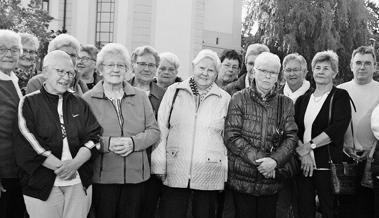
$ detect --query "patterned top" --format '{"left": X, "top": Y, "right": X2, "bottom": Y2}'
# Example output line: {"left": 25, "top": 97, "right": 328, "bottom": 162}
{"left": 14, "top": 67, "right": 37, "bottom": 95}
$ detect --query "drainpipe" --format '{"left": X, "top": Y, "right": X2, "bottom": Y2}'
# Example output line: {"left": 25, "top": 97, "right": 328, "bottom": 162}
{"left": 62, "top": 0, "right": 67, "bottom": 32}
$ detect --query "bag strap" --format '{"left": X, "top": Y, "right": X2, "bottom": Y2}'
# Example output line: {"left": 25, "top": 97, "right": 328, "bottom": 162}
{"left": 327, "top": 91, "right": 335, "bottom": 164}
{"left": 167, "top": 89, "right": 180, "bottom": 129}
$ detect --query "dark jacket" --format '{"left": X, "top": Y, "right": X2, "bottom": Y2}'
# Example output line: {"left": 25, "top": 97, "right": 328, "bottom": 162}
{"left": 16, "top": 87, "right": 101, "bottom": 200}
{"left": 224, "top": 73, "right": 246, "bottom": 96}
{"left": 294, "top": 87, "right": 351, "bottom": 168}
{"left": 224, "top": 81, "right": 298, "bottom": 196}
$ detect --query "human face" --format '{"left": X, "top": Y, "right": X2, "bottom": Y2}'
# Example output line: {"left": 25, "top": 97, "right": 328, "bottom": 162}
{"left": 283, "top": 60, "right": 306, "bottom": 90}
{"left": 254, "top": 62, "right": 279, "bottom": 94}
{"left": 44, "top": 58, "right": 75, "bottom": 95}
{"left": 193, "top": 57, "right": 218, "bottom": 89}
{"left": 157, "top": 59, "right": 177, "bottom": 85}
{"left": 133, "top": 54, "right": 157, "bottom": 82}
{"left": 19, "top": 41, "right": 37, "bottom": 68}
{"left": 219, "top": 58, "right": 239, "bottom": 83}
{"left": 245, "top": 54, "right": 258, "bottom": 80}
{"left": 351, "top": 53, "right": 376, "bottom": 85}
{"left": 76, "top": 51, "right": 95, "bottom": 77}
{"left": 313, "top": 61, "right": 336, "bottom": 86}
{"left": 100, "top": 53, "right": 129, "bottom": 85}
{"left": 0, "top": 37, "right": 20, "bottom": 74}
{"left": 59, "top": 46, "right": 78, "bottom": 66}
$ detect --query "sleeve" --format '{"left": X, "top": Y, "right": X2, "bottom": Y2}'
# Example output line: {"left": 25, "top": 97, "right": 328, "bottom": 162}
{"left": 324, "top": 90, "right": 352, "bottom": 143}
{"left": 371, "top": 104, "right": 379, "bottom": 140}
{"left": 270, "top": 98, "right": 298, "bottom": 167}
{"left": 16, "top": 97, "right": 50, "bottom": 174}
{"left": 151, "top": 86, "right": 176, "bottom": 174}
{"left": 25, "top": 77, "right": 42, "bottom": 94}
{"left": 224, "top": 92, "right": 266, "bottom": 166}
{"left": 131, "top": 93, "right": 160, "bottom": 152}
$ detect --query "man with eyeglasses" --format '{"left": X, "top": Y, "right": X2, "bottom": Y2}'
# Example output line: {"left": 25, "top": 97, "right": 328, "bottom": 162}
{"left": 216, "top": 49, "right": 242, "bottom": 90}
{"left": 14, "top": 33, "right": 40, "bottom": 95}
{"left": 0, "top": 29, "right": 27, "bottom": 218}
{"left": 224, "top": 43, "right": 269, "bottom": 96}
{"left": 337, "top": 46, "right": 379, "bottom": 218}
{"left": 26, "top": 34, "right": 88, "bottom": 95}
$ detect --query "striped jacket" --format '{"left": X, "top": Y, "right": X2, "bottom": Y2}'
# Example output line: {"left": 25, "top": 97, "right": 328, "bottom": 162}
{"left": 15, "top": 87, "right": 101, "bottom": 200}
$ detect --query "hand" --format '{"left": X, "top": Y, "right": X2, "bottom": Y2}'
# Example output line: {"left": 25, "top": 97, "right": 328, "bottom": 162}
{"left": 343, "top": 147, "right": 360, "bottom": 161}
{"left": 0, "top": 179, "right": 6, "bottom": 198}
{"left": 262, "top": 170, "right": 276, "bottom": 179}
{"left": 155, "top": 174, "right": 166, "bottom": 182}
{"left": 110, "top": 137, "right": 133, "bottom": 156}
{"left": 54, "top": 159, "right": 80, "bottom": 180}
{"left": 256, "top": 157, "right": 277, "bottom": 175}
{"left": 357, "top": 150, "right": 370, "bottom": 161}
{"left": 296, "top": 142, "right": 312, "bottom": 157}
{"left": 300, "top": 154, "right": 315, "bottom": 177}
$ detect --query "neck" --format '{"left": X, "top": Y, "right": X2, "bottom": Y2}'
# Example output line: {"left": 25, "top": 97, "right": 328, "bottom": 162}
{"left": 103, "top": 81, "right": 123, "bottom": 92}
{"left": 314, "top": 83, "right": 333, "bottom": 96}
{"left": 288, "top": 81, "right": 303, "bottom": 92}
{"left": 81, "top": 71, "right": 94, "bottom": 83}
{"left": 355, "top": 78, "right": 372, "bottom": 85}
{"left": 216, "top": 78, "right": 228, "bottom": 88}
{"left": 134, "top": 77, "right": 151, "bottom": 91}
{"left": 256, "top": 86, "right": 269, "bottom": 98}
{"left": 157, "top": 80, "right": 170, "bottom": 89}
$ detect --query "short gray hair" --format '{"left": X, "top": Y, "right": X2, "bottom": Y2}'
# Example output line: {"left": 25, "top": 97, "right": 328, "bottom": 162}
{"left": 43, "top": 50, "right": 73, "bottom": 68}
{"left": 96, "top": 43, "right": 131, "bottom": 69}
{"left": 48, "top": 34, "right": 80, "bottom": 53}
{"left": 282, "top": 53, "right": 308, "bottom": 73}
{"left": 192, "top": 49, "right": 221, "bottom": 74}
{"left": 0, "top": 29, "right": 22, "bottom": 54}
{"left": 311, "top": 50, "right": 339, "bottom": 74}
{"left": 159, "top": 52, "right": 180, "bottom": 70}
{"left": 131, "top": 45, "right": 160, "bottom": 65}
{"left": 19, "top": 33, "right": 39, "bottom": 51}
{"left": 245, "top": 43, "right": 269, "bottom": 60}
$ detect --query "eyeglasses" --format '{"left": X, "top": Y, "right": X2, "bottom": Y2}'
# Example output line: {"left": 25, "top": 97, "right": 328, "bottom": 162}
{"left": 137, "top": 62, "right": 157, "bottom": 69}
{"left": 77, "top": 56, "right": 95, "bottom": 62}
{"left": 158, "top": 66, "right": 176, "bottom": 73}
{"left": 66, "top": 53, "right": 77, "bottom": 59}
{"left": 0, "top": 47, "right": 20, "bottom": 55}
{"left": 254, "top": 67, "right": 279, "bottom": 77}
{"left": 55, "top": 68, "right": 76, "bottom": 79}
{"left": 223, "top": 63, "right": 239, "bottom": 71}
{"left": 284, "top": 68, "right": 301, "bottom": 73}
{"left": 102, "top": 63, "right": 128, "bottom": 71}
{"left": 355, "top": 61, "right": 374, "bottom": 68}
{"left": 22, "top": 49, "right": 37, "bottom": 56}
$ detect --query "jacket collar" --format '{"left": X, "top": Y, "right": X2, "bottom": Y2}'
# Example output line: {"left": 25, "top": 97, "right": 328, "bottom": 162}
{"left": 176, "top": 77, "right": 223, "bottom": 98}
{"left": 90, "top": 81, "right": 136, "bottom": 99}
{"left": 129, "top": 76, "right": 165, "bottom": 99}
{"left": 248, "top": 79, "right": 277, "bottom": 102}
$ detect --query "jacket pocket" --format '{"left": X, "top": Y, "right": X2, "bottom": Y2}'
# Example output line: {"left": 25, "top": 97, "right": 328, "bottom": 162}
{"left": 205, "top": 151, "right": 223, "bottom": 164}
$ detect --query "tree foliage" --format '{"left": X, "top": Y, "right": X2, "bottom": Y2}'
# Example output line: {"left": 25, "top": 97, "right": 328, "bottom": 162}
{"left": 242, "top": 0, "right": 375, "bottom": 83}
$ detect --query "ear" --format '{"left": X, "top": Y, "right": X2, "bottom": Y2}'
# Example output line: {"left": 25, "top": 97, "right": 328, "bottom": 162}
{"left": 41, "top": 66, "right": 49, "bottom": 79}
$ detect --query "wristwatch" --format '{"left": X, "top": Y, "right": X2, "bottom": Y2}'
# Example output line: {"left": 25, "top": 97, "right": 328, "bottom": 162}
{"left": 309, "top": 140, "right": 317, "bottom": 149}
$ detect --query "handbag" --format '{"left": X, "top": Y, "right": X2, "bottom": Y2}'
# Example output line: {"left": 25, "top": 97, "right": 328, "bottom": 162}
{"left": 327, "top": 92, "right": 359, "bottom": 195}
{"left": 360, "top": 143, "right": 376, "bottom": 188}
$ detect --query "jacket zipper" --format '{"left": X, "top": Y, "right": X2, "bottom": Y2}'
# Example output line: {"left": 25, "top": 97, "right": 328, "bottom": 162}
{"left": 188, "top": 95, "right": 200, "bottom": 180}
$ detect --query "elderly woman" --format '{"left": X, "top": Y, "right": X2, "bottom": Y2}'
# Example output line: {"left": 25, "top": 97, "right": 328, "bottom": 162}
{"left": 156, "top": 52, "right": 182, "bottom": 89}
{"left": 77, "top": 44, "right": 100, "bottom": 89}
{"left": 15, "top": 33, "right": 39, "bottom": 95}
{"left": 83, "top": 43, "right": 160, "bottom": 218}
{"left": 151, "top": 49, "right": 231, "bottom": 218}
{"left": 26, "top": 33, "right": 88, "bottom": 95}
{"left": 294, "top": 50, "right": 351, "bottom": 218}
{"left": 16, "top": 50, "right": 101, "bottom": 218}
{"left": 224, "top": 52, "right": 298, "bottom": 218}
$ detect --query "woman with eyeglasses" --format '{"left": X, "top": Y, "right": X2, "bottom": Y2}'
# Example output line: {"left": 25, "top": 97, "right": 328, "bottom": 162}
{"left": 151, "top": 49, "right": 230, "bottom": 218}
{"left": 82, "top": 43, "right": 160, "bottom": 218}
{"left": 294, "top": 50, "right": 351, "bottom": 218}
{"left": 156, "top": 52, "right": 182, "bottom": 90}
{"left": 77, "top": 44, "right": 101, "bottom": 90}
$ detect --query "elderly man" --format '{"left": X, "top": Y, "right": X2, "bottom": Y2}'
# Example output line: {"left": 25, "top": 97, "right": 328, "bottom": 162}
{"left": 337, "top": 46, "right": 379, "bottom": 218}
{"left": 225, "top": 52, "right": 297, "bottom": 218}
{"left": 216, "top": 49, "right": 242, "bottom": 89}
{"left": 16, "top": 50, "right": 100, "bottom": 218}
{"left": 14, "top": 33, "right": 39, "bottom": 95}
{"left": 0, "top": 29, "right": 26, "bottom": 218}
{"left": 225, "top": 43, "right": 269, "bottom": 96}
{"left": 26, "top": 33, "right": 88, "bottom": 95}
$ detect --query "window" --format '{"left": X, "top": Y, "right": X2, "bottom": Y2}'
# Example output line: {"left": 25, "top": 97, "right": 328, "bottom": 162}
{"left": 95, "top": 0, "right": 115, "bottom": 48}
{"left": 42, "top": 0, "right": 49, "bottom": 12}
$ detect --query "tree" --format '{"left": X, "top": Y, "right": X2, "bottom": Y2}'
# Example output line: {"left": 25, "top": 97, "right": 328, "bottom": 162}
{"left": 242, "top": 0, "right": 373, "bottom": 83}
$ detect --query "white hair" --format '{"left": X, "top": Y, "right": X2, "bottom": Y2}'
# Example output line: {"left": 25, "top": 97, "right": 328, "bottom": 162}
{"left": 192, "top": 49, "right": 221, "bottom": 73}
{"left": 47, "top": 34, "right": 80, "bottom": 53}
{"left": 159, "top": 52, "right": 180, "bottom": 70}
{"left": 19, "top": 32, "right": 40, "bottom": 50}
{"left": 43, "top": 50, "right": 73, "bottom": 68}
{"left": 0, "top": 29, "right": 23, "bottom": 55}
{"left": 96, "top": 43, "right": 131, "bottom": 69}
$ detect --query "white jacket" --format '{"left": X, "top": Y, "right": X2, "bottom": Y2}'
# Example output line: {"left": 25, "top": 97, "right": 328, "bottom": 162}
{"left": 151, "top": 79, "right": 230, "bottom": 190}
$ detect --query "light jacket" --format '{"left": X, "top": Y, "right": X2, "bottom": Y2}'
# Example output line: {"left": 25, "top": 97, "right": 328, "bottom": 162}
{"left": 83, "top": 81, "right": 160, "bottom": 184}
{"left": 151, "top": 78, "right": 231, "bottom": 190}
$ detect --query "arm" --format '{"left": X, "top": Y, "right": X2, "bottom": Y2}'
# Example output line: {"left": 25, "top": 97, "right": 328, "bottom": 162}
{"left": 224, "top": 93, "right": 266, "bottom": 166}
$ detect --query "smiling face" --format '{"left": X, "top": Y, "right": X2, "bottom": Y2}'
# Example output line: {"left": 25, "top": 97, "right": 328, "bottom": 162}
{"left": 133, "top": 53, "right": 157, "bottom": 82}
{"left": 351, "top": 53, "right": 376, "bottom": 85}
{"left": 44, "top": 57, "right": 75, "bottom": 95}
{"left": 99, "top": 53, "right": 128, "bottom": 85}
{"left": 313, "top": 61, "right": 336, "bottom": 86}
{"left": 76, "top": 51, "right": 96, "bottom": 77}
{"left": 19, "top": 40, "right": 37, "bottom": 68}
{"left": 283, "top": 59, "right": 306, "bottom": 89}
{"left": 157, "top": 59, "right": 177, "bottom": 85}
{"left": 193, "top": 57, "right": 218, "bottom": 90}
{"left": 0, "top": 37, "right": 20, "bottom": 74}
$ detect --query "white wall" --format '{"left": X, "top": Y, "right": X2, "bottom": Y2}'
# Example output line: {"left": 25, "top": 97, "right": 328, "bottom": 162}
{"left": 71, "top": 0, "right": 96, "bottom": 44}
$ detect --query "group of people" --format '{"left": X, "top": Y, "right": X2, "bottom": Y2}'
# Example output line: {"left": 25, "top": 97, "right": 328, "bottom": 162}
{"left": 0, "top": 27, "right": 379, "bottom": 218}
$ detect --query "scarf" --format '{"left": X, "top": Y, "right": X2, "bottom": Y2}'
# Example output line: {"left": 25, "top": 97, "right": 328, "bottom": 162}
{"left": 283, "top": 80, "right": 310, "bottom": 103}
